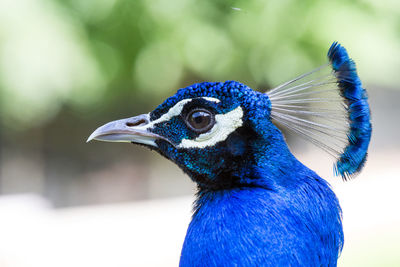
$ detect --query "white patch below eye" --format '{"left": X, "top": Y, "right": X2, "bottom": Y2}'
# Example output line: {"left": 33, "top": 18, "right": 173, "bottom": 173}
{"left": 177, "top": 106, "right": 243, "bottom": 149}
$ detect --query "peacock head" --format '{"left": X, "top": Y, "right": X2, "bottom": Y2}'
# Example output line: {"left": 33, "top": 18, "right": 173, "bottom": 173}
{"left": 87, "top": 81, "right": 289, "bottom": 189}
{"left": 88, "top": 42, "right": 372, "bottom": 187}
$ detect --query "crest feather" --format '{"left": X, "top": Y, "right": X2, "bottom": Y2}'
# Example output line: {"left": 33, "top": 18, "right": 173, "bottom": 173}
{"left": 267, "top": 42, "right": 372, "bottom": 179}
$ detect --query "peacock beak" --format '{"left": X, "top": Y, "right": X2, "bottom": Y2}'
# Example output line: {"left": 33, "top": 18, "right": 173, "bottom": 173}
{"left": 87, "top": 114, "right": 162, "bottom": 147}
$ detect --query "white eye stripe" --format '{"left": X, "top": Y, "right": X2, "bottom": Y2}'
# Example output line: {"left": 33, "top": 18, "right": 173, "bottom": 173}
{"left": 150, "top": 97, "right": 221, "bottom": 125}
{"left": 202, "top": 97, "right": 220, "bottom": 103}
{"left": 177, "top": 106, "right": 243, "bottom": 149}
{"left": 132, "top": 97, "right": 221, "bottom": 132}
{"left": 130, "top": 98, "right": 193, "bottom": 132}
{"left": 151, "top": 99, "right": 192, "bottom": 125}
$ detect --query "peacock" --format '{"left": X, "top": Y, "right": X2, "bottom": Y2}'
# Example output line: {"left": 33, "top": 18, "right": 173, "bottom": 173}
{"left": 88, "top": 42, "right": 371, "bottom": 266}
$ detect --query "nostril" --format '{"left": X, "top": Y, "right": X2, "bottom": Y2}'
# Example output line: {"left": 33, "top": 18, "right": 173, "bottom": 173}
{"left": 126, "top": 119, "right": 146, "bottom": 127}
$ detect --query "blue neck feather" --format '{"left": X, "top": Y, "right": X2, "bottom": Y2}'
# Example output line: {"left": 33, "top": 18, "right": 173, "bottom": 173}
{"left": 180, "top": 118, "right": 344, "bottom": 266}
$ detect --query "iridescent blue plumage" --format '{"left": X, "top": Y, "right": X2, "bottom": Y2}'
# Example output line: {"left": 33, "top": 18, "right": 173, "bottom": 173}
{"left": 88, "top": 42, "right": 371, "bottom": 266}
{"left": 150, "top": 81, "right": 344, "bottom": 266}
{"left": 328, "top": 42, "right": 372, "bottom": 179}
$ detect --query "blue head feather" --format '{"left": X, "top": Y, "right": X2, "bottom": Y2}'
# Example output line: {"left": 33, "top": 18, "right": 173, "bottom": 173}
{"left": 150, "top": 81, "right": 276, "bottom": 189}
{"left": 328, "top": 42, "right": 372, "bottom": 179}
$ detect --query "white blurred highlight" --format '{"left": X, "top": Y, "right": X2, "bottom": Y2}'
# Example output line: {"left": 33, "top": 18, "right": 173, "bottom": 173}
{"left": 0, "top": 195, "right": 192, "bottom": 267}
{"left": 0, "top": 0, "right": 104, "bottom": 128}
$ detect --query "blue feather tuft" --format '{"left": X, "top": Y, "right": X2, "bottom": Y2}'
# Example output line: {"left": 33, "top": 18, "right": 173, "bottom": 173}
{"left": 328, "top": 42, "right": 372, "bottom": 179}
{"left": 268, "top": 42, "right": 371, "bottom": 180}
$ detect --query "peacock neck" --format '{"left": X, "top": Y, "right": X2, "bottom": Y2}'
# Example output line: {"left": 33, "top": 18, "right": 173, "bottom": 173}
{"left": 182, "top": 172, "right": 344, "bottom": 266}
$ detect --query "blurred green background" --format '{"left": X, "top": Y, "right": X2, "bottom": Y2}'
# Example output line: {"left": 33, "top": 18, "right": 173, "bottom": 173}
{"left": 0, "top": 0, "right": 399, "bottom": 266}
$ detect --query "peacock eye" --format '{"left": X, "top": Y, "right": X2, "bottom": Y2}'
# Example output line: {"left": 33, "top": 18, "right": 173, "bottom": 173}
{"left": 185, "top": 109, "right": 215, "bottom": 133}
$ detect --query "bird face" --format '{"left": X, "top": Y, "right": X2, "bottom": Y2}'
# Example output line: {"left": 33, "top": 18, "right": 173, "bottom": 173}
{"left": 88, "top": 81, "right": 275, "bottom": 189}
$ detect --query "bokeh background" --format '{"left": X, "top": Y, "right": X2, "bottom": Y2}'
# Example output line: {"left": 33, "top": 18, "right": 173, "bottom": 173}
{"left": 0, "top": 0, "right": 399, "bottom": 266}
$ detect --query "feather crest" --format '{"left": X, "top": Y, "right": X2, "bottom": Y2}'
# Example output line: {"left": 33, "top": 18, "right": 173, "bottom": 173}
{"left": 267, "top": 42, "right": 372, "bottom": 179}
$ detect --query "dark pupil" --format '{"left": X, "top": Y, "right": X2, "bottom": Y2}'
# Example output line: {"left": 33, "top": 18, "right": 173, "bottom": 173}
{"left": 190, "top": 111, "right": 211, "bottom": 129}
